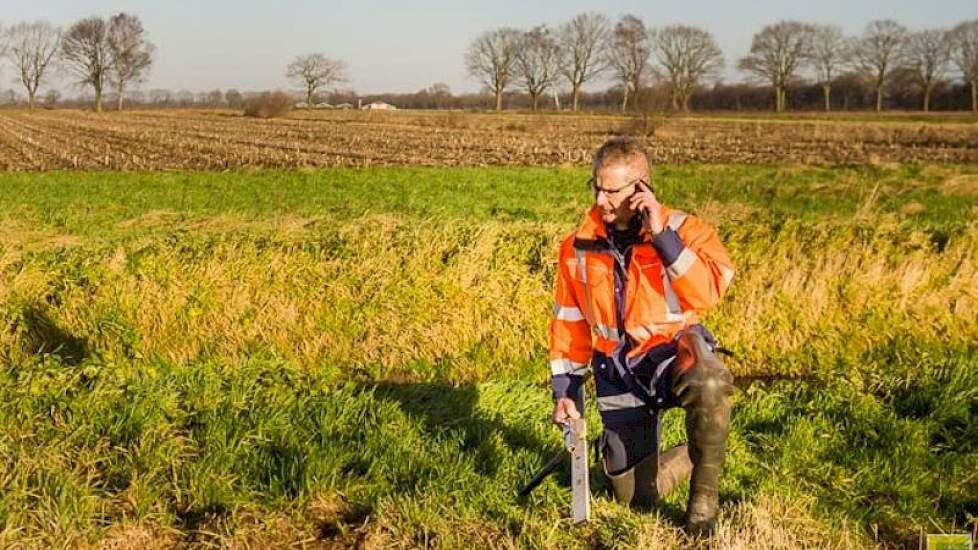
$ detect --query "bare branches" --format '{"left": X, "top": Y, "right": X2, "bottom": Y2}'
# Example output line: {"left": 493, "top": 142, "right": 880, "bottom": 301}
{"left": 651, "top": 24, "right": 723, "bottom": 112}
{"left": 855, "top": 19, "right": 909, "bottom": 112}
{"left": 61, "top": 16, "right": 111, "bottom": 112}
{"left": 3, "top": 21, "right": 62, "bottom": 111}
{"left": 107, "top": 13, "right": 154, "bottom": 111}
{"left": 514, "top": 26, "right": 562, "bottom": 111}
{"left": 738, "top": 21, "right": 813, "bottom": 112}
{"left": 287, "top": 54, "right": 349, "bottom": 106}
{"left": 465, "top": 28, "right": 520, "bottom": 111}
{"left": 809, "top": 25, "right": 849, "bottom": 111}
{"left": 558, "top": 13, "right": 610, "bottom": 111}
{"left": 906, "top": 30, "right": 951, "bottom": 111}
{"left": 606, "top": 14, "right": 650, "bottom": 112}
{"left": 950, "top": 20, "right": 978, "bottom": 112}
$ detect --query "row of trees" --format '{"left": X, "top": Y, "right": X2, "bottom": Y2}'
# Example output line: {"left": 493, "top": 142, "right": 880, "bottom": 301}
{"left": 0, "top": 13, "right": 153, "bottom": 112}
{"left": 6, "top": 78, "right": 973, "bottom": 112}
{"left": 740, "top": 19, "right": 978, "bottom": 112}
{"left": 466, "top": 13, "right": 723, "bottom": 112}
{"left": 467, "top": 14, "right": 978, "bottom": 113}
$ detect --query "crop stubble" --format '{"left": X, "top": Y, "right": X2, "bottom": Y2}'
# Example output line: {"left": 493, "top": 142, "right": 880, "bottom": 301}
{"left": 0, "top": 109, "right": 976, "bottom": 170}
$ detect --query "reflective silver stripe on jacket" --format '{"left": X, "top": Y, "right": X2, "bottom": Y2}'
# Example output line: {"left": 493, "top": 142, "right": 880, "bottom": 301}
{"left": 667, "top": 211, "right": 688, "bottom": 231}
{"left": 627, "top": 321, "right": 681, "bottom": 341}
{"left": 667, "top": 248, "right": 697, "bottom": 279}
{"left": 550, "top": 358, "right": 590, "bottom": 376}
{"left": 594, "top": 323, "right": 620, "bottom": 342}
{"left": 661, "top": 269, "right": 685, "bottom": 322}
{"left": 574, "top": 248, "right": 596, "bottom": 326}
{"left": 552, "top": 304, "right": 585, "bottom": 322}
{"left": 720, "top": 265, "right": 735, "bottom": 286}
{"left": 597, "top": 392, "right": 646, "bottom": 411}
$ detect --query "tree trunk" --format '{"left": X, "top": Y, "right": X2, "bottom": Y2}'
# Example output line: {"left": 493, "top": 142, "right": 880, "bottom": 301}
{"left": 571, "top": 84, "right": 581, "bottom": 112}
{"left": 117, "top": 82, "right": 125, "bottom": 111}
{"left": 971, "top": 80, "right": 977, "bottom": 113}
{"left": 495, "top": 89, "right": 503, "bottom": 111}
{"left": 671, "top": 88, "right": 680, "bottom": 111}
{"left": 875, "top": 85, "right": 883, "bottom": 113}
{"left": 27, "top": 90, "right": 36, "bottom": 112}
{"left": 307, "top": 84, "right": 314, "bottom": 107}
{"left": 530, "top": 92, "right": 539, "bottom": 111}
{"left": 822, "top": 84, "right": 831, "bottom": 112}
{"left": 621, "top": 86, "right": 629, "bottom": 112}
{"left": 923, "top": 82, "right": 932, "bottom": 112}
{"left": 682, "top": 93, "right": 690, "bottom": 113}
{"left": 94, "top": 86, "right": 103, "bottom": 113}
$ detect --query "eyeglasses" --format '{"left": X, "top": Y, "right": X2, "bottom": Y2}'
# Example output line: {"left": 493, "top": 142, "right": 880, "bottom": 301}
{"left": 588, "top": 177, "right": 651, "bottom": 200}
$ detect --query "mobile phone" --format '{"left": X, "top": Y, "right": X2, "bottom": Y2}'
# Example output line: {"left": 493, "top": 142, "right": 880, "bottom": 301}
{"left": 632, "top": 181, "right": 653, "bottom": 222}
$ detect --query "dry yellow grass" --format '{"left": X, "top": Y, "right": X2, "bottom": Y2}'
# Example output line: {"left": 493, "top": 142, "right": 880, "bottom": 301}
{"left": 1, "top": 213, "right": 974, "bottom": 383}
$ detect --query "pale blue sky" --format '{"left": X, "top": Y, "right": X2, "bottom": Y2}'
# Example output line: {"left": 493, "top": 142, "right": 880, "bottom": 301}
{"left": 4, "top": 1, "right": 976, "bottom": 94}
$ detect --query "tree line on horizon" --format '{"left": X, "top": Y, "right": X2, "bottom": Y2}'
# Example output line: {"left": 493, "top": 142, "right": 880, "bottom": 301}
{"left": 2, "top": 12, "right": 977, "bottom": 114}
{"left": 467, "top": 13, "right": 978, "bottom": 113}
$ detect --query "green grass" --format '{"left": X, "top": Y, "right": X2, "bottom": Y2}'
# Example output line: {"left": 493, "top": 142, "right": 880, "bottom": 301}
{"left": 1, "top": 163, "right": 975, "bottom": 234}
{"left": 1, "top": 165, "right": 976, "bottom": 547}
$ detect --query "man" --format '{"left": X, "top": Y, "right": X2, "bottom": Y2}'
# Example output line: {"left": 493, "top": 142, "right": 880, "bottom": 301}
{"left": 548, "top": 137, "right": 735, "bottom": 536}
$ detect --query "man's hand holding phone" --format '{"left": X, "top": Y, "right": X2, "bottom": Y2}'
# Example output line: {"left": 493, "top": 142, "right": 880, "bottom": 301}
{"left": 628, "top": 180, "right": 666, "bottom": 235}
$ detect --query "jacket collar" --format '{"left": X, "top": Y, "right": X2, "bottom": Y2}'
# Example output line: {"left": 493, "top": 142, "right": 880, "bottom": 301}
{"left": 574, "top": 205, "right": 656, "bottom": 248}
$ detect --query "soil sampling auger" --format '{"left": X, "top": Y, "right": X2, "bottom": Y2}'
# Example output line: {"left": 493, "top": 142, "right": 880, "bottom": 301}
{"left": 518, "top": 380, "right": 591, "bottom": 525}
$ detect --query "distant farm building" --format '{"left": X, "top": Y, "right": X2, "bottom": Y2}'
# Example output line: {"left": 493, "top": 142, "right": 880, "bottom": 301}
{"left": 334, "top": 103, "right": 355, "bottom": 109}
{"left": 361, "top": 102, "right": 397, "bottom": 110}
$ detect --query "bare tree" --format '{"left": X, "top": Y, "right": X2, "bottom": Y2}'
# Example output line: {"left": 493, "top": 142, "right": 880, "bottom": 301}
{"left": 905, "top": 30, "right": 951, "bottom": 112}
{"left": 950, "top": 20, "right": 978, "bottom": 112}
{"left": 286, "top": 53, "right": 348, "bottom": 106}
{"left": 809, "top": 24, "right": 849, "bottom": 112}
{"left": 224, "top": 88, "right": 243, "bottom": 108}
{"left": 855, "top": 20, "right": 908, "bottom": 113}
{"left": 206, "top": 89, "right": 225, "bottom": 106}
{"left": 606, "top": 15, "right": 650, "bottom": 112}
{"left": 651, "top": 24, "right": 723, "bottom": 112}
{"left": 107, "top": 13, "right": 154, "bottom": 111}
{"left": 3, "top": 22, "right": 62, "bottom": 111}
{"left": 558, "top": 13, "right": 610, "bottom": 111}
{"left": 738, "top": 21, "right": 813, "bottom": 112}
{"left": 514, "top": 25, "right": 562, "bottom": 111}
{"left": 148, "top": 88, "right": 172, "bottom": 105}
{"left": 61, "top": 16, "right": 111, "bottom": 112}
{"left": 43, "top": 88, "right": 61, "bottom": 107}
{"left": 465, "top": 28, "right": 520, "bottom": 111}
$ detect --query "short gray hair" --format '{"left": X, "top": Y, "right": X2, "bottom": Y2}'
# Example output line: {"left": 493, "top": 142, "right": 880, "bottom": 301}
{"left": 592, "top": 137, "right": 649, "bottom": 179}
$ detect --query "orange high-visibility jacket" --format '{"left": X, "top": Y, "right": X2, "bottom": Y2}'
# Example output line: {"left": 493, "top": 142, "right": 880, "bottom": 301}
{"left": 548, "top": 205, "right": 734, "bottom": 397}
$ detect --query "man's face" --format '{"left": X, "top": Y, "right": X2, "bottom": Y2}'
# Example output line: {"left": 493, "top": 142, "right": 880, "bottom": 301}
{"left": 592, "top": 158, "right": 650, "bottom": 227}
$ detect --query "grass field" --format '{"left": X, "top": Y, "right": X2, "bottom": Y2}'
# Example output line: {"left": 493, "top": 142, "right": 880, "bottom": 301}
{"left": 1, "top": 161, "right": 976, "bottom": 548}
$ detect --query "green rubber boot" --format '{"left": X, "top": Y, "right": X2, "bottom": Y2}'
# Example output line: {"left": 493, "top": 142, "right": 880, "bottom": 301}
{"left": 672, "top": 331, "right": 734, "bottom": 537}
{"left": 656, "top": 443, "right": 692, "bottom": 498}
{"left": 604, "top": 452, "right": 656, "bottom": 508}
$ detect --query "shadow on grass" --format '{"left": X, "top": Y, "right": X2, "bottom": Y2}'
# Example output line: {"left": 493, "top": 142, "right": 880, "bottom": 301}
{"left": 17, "top": 305, "right": 89, "bottom": 365}
{"left": 363, "top": 380, "right": 697, "bottom": 528}
{"left": 366, "top": 381, "right": 550, "bottom": 478}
